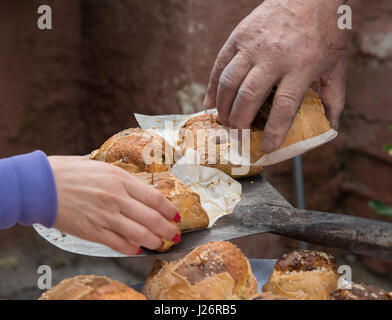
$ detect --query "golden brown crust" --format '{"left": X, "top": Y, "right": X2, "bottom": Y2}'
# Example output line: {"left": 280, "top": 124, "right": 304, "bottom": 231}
{"left": 178, "top": 114, "right": 263, "bottom": 178}
{"left": 251, "top": 292, "right": 288, "bottom": 300}
{"left": 133, "top": 172, "right": 209, "bottom": 233}
{"left": 274, "top": 250, "right": 337, "bottom": 273}
{"left": 142, "top": 241, "right": 258, "bottom": 300}
{"left": 90, "top": 128, "right": 176, "bottom": 173}
{"left": 330, "top": 283, "right": 392, "bottom": 300}
{"left": 262, "top": 250, "right": 339, "bottom": 300}
{"left": 39, "top": 275, "right": 146, "bottom": 300}
{"left": 275, "top": 89, "right": 332, "bottom": 149}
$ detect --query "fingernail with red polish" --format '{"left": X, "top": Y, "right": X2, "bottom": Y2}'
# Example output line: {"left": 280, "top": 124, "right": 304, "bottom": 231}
{"left": 172, "top": 233, "right": 181, "bottom": 243}
{"left": 173, "top": 212, "right": 181, "bottom": 223}
{"left": 137, "top": 248, "right": 143, "bottom": 255}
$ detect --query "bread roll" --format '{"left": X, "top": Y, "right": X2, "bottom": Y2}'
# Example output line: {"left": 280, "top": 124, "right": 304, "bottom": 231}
{"left": 133, "top": 172, "right": 209, "bottom": 231}
{"left": 39, "top": 275, "right": 146, "bottom": 300}
{"left": 178, "top": 113, "right": 263, "bottom": 178}
{"left": 133, "top": 172, "right": 209, "bottom": 252}
{"left": 90, "top": 128, "right": 176, "bottom": 173}
{"left": 262, "top": 250, "right": 339, "bottom": 300}
{"left": 330, "top": 283, "right": 392, "bottom": 300}
{"left": 177, "top": 88, "right": 331, "bottom": 178}
{"left": 254, "top": 88, "right": 332, "bottom": 149}
{"left": 142, "top": 241, "right": 258, "bottom": 300}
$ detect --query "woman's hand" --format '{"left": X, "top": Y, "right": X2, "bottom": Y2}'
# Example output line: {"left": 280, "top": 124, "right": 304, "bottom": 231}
{"left": 48, "top": 156, "right": 180, "bottom": 255}
{"left": 204, "top": 0, "right": 348, "bottom": 152}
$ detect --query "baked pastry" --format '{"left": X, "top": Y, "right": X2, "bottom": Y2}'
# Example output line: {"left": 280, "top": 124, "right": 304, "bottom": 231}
{"left": 177, "top": 88, "right": 331, "bottom": 178}
{"left": 251, "top": 292, "right": 288, "bottom": 300}
{"left": 90, "top": 128, "right": 176, "bottom": 173}
{"left": 178, "top": 113, "right": 263, "bottom": 178}
{"left": 133, "top": 172, "right": 209, "bottom": 252}
{"left": 253, "top": 88, "right": 332, "bottom": 150}
{"left": 262, "top": 250, "right": 339, "bottom": 300}
{"left": 133, "top": 172, "right": 209, "bottom": 231}
{"left": 330, "top": 283, "right": 392, "bottom": 300}
{"left": 39, "top": 275, "right": 146, "bottom": 300}
{"left": 142, "top": 241, "right": 258, "bottom": 300}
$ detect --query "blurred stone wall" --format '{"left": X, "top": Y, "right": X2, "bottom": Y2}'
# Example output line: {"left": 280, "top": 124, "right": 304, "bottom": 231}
{"left": 0, "top": 0, "right": 391, "bottom": 277}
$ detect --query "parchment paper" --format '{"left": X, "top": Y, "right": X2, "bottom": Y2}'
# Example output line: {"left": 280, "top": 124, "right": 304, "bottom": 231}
{"left": 171, "top": 149, "right": 242, "bottom": 228}
{"left": 134, "top": 109, "right": 338, "bottom": 167}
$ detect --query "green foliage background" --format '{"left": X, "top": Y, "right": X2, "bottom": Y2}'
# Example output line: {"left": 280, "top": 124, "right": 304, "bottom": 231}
{"left": 368, "top": 125, "right": 392, "bottom": 219}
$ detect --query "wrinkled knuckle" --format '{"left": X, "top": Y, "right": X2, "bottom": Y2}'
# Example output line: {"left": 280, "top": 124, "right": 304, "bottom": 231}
{"left": 214, "top": 59, "right": 227, "bottom": 73}
{"left": 219, "top": 72, "right": 237, "bottom": 89}
{"left": 274, "top": 92, "right": 298, "bottom": 114}
{"left": 238, "top": 86, "right": 259, "bottom": 102}
{"left": 238, "top": 49, "right": 255, "bottom": 63}
{"left": 232, "top": 26, "right": 247, "bottom": 40}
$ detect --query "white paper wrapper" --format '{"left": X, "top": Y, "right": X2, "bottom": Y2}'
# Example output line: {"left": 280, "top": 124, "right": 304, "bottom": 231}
{"left": 134, "top": 109, "right": 216, "bottom": 148}
{"left": 33, "top": 150, "right": 242, "bottom": 257}
{"left": 258, "top": 129, "right": 337, "bottom": 166}
{"left": 134, "top": 109, "right": 338, "bottom": 167}
{"left": 171, "top": 149, "right": 242, "bottom": 228}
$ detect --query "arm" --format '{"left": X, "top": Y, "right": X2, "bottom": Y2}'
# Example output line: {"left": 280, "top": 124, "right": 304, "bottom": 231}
{"left": 0, "top": 151, "right": 57, "bottom": 229}
{"left": 204, "top": 0, "right": 348, "bottom": 152}
{"left": 0, "top": 152, "right": 180, "bottom": 255}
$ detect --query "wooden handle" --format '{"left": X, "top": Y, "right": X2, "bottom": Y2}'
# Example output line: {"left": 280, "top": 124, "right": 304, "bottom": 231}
{"left": 239, "top": 203, "right": 392, "bottom": 260}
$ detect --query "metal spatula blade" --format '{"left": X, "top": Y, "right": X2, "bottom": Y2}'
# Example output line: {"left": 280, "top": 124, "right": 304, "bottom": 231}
{"left": 34, "top": 176, "right": 392, "bottom": 260}
{"left": 33, "top": 176, "right": 281, "bottom": 257}
{"left": 33, "top": 224, "right": 128, "bottom": 257}
{"left": 33, "top": 217, "right": 272, "bottom": 258}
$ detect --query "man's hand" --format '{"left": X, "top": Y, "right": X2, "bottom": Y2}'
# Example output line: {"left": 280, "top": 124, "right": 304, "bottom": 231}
{"left": 49, "top": 156, "right": 180, "bottom": 255}
{"left": 204, "top": 0, "right": 348, "bottom": 152}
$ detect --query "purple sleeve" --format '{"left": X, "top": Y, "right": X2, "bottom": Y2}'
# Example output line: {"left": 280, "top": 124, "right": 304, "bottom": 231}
{"left": 0, "top": 150, "right": 58, "bottom": 229}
